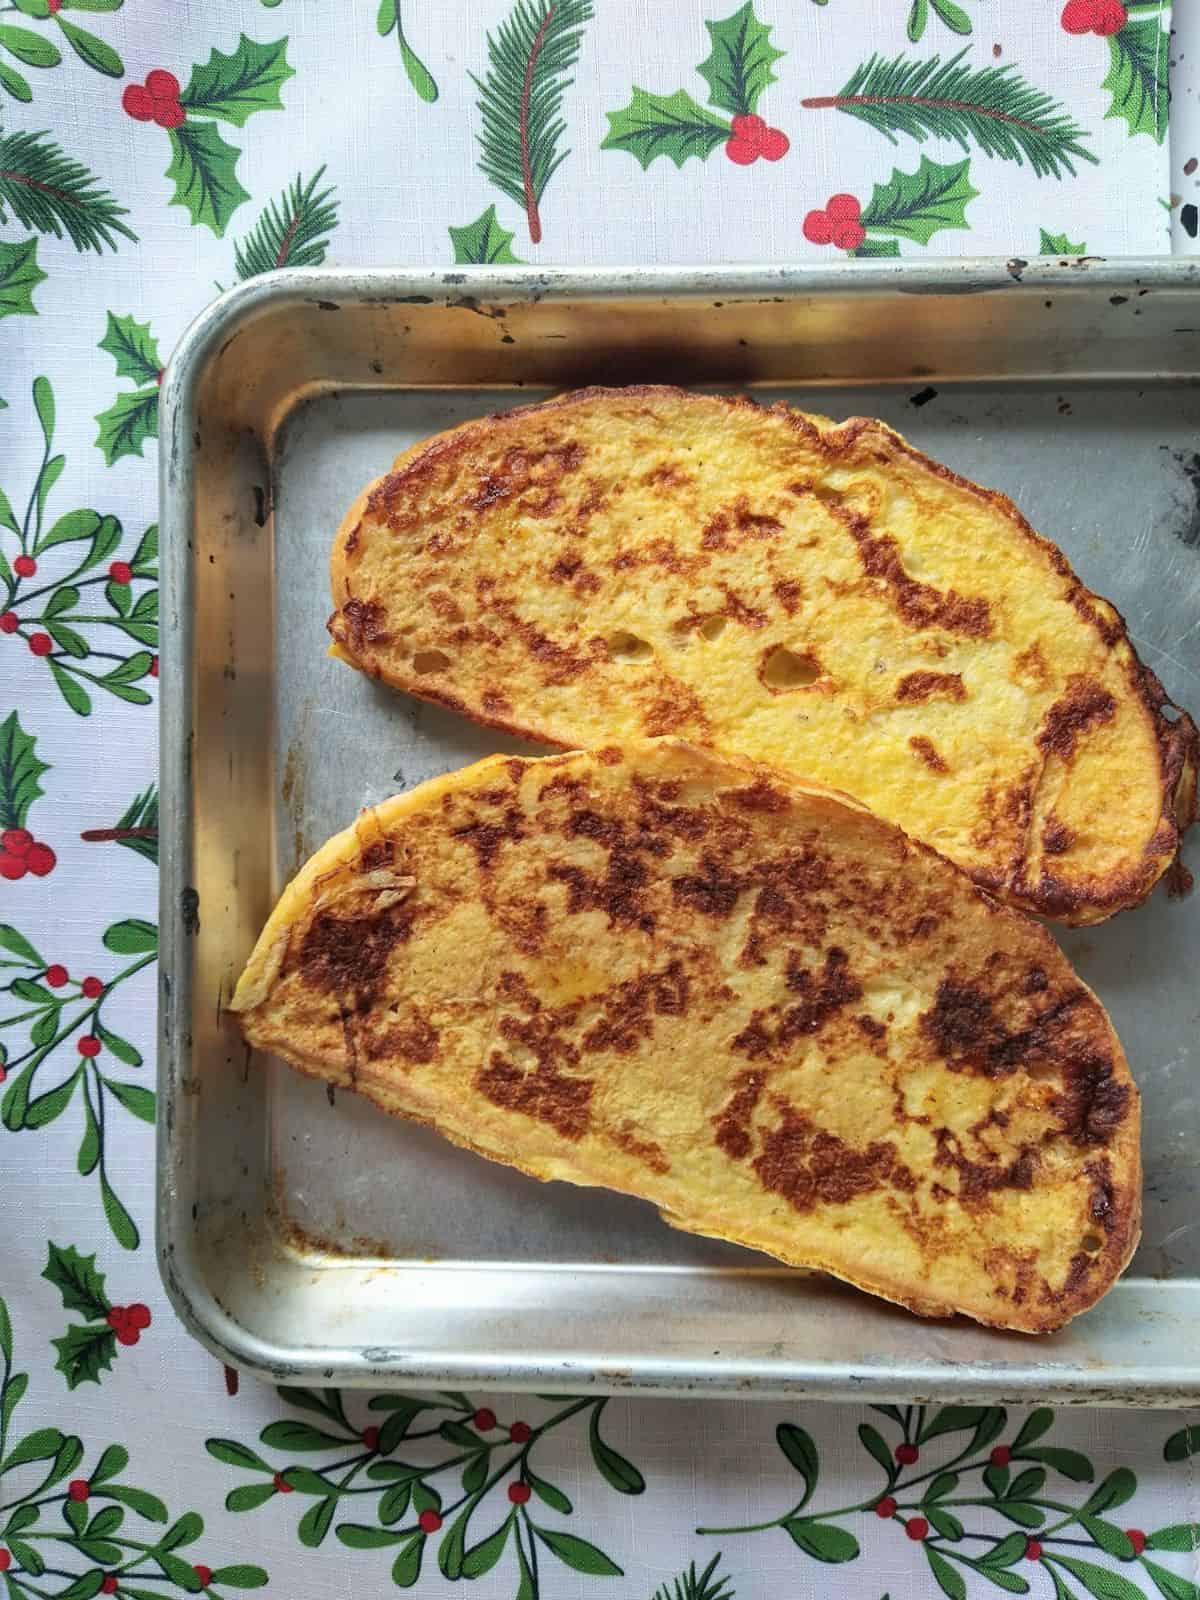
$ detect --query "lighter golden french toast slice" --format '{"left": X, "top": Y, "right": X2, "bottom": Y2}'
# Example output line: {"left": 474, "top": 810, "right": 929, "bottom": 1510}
{"left": 328, "top": 386, "right": 1196, "bottom": 925}
{"left": 231, "top": 740, "right": 1140, "bottom": 1332}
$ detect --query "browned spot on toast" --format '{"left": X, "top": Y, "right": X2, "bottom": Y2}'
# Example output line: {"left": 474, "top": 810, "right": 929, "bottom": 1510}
{"left": 909, "top": 735, "right": 948, "bottom": 773}
{"left": 330, "top": 597, "right": 390, "bottom": 652}
{"left": 582, "top": 959, "right": 690, "bottom": 1053}
{"left": 896, "top": 671, "right": 967, "bottom": 703}
{"left": 670, "top": 857, "right": 742, "bottom": 918}
{"left": 841, "top": 512, "right": 992, "bottom": 637}
{"left": 610, "top": 1121, "right": 670, "bottom": 1173}
{"left": 1055, "top": 1052, "right": 1132, "bottom": 1146}
{"left": 477, "top": 1050, "right": 593, "bottom": 1140}
{"left": 713, "top": 1069, "right": 766, "bottom": 1159}
{"left": 754, "top": 1102, "right": 915, "bottom": 1211}
{"left": 1038, "top": 677, "right": 1117, "bottom": 761}
{"left": 1043, "top": 816, "right": 1075, "bottom": 855}
{"left": 934, "top": 1128, "right": 1039, "bottom": 1205}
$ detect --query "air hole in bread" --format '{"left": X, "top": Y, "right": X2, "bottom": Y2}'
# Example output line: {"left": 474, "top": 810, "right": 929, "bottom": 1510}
{"left": 608, "top": 631, "right": 654, "bottom": 663}
{"left": 413, "top": 649, "right": 451, "bottom": 675}
{"left": 699, "top": 616, "right": 726, "bottom": 642}
{"left": 762, "top": 645, "right": 821, "bottom": 691}
{"left": 1081, "top": 1233, "right": 1104, "bottom": 1254}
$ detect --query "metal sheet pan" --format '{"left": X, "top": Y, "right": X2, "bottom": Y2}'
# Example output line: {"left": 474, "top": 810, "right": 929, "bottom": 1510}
{"left": 158, "top": 261, "right": 1200, "bottom": 1402}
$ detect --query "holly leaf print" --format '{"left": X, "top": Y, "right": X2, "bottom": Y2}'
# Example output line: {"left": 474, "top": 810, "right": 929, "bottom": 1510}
{"left": 860, "top": 155, "right": 977, "bottom": 244}
{"left": 602, "top": 87, "right": 729, "bottom": 169}
{"left": 164, "top": 118, "right": 249, "bottom": 237}
{"left": 98, "top": 312, "right": 161, "bottom": 387}
{"left": 1103, "top": 15, "right": 1169, "bottom": 145}
{"left": 0, "top": 711, "right": 49, "bottom": 832}
{"left": 179, "top": 34, "right": 294, "bottom": 127}
{"left": 51, "top": 1321, "right": 117, "bottom": 1390}
{"left": 1040, "top": 229, "right": 1086, "bottom": 255}
{"left": 449, "top": 205, "right": 523, "bottom": 264}
{"left": 698, "top": 2, "right": 783, "bottom": 117}
{"left": 42, "top": 1241, "right": 110, "bottom": 1319}
{"left": 95, "top": 386, "right": 159, "bottom": 467}
{"left": 0, "top": 235, "right": 44, "bottom": 319}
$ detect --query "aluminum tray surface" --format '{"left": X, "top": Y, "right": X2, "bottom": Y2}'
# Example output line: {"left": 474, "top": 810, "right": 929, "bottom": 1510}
{"left": 159, "top": 264, "right": 1200, "bottom": 1402}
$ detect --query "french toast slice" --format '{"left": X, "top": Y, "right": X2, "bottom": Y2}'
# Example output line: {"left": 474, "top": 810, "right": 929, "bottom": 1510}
{"left": 329, "top": 386, "right": 1196, "bottom": 925}
{"left": 231, "top": 740, "right": 1140, "bottom": 1332}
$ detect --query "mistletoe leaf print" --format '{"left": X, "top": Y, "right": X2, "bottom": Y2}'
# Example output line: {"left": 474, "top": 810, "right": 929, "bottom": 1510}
{"left": 699, "top": 1406, "right": 1200, "bottom": 1600}
{"left": 449, "top": 204, "right": 524, "bottom": 263}
{"left": 801, "top": 51, "right": 1097, "bottom": 179}
{"left": 809, "top": 0, "right": 973, "bottom": 40}
{"left": 0, "top": 237, "right": 43, "bottom": 319}
{"left": 0, "top": 1293, "right": 270, "bottom": 1592}
{"left": 124, "top": 36, "right": 292, "bottom": 237}
{"left": 0, "top": 712, "right": 48, "bottom": 837}
{"left": 0, "top": 917, "right": 156, "bottom": 1249}
{"left": 0, "top": 125, "right": 135, "bottom": 252}
{"left": 697, "top": 2, "right": 783, "bottom": 117}
{"left": 96, "top": 314, "right": 161, "bottom": 467}
{"left": 81, "top": 782, "right": 158, "bottom": 865}
{"left": 471, "top": 0, "right": 593, "bottom": 245}
{"left": 1, "top": 380, "right": 159, "bottom": 713}
{"left": 43, "top": 1241, "right": 152, "bottom": 1390}
{"left": 601, "top": 88, "right": 729, "bottom": 168}
{"left": 209, "top": 1390, "right": 638, "bottom": 1597}
{"left": 376, "top": 0, "right": 438, "bottom": 102}
{"left": 604, "top": 4, "right": 788, "bottom": 173}
{"left": 0, "top": 1, "right": 123, "bottom": 101}
{"left": 1040, "top": 228, "right": 1087, "bottom": 252}
{"left": 231, "top": 167, "right": 340, "bottom": 279}
{"left": 1101, "top": 14, "right": 1169, "bottom": 144}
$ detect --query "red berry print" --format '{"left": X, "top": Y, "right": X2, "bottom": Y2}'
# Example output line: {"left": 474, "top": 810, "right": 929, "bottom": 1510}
{"left": 78, "top": 1035, "right": 101, "bottom": 1058}
{"left": 803, "top": 209, "right": 833, "bottom": 245}
{"left": 101, "top": 1578, "right": 119, "bottom": 1596}
{"left": 758, "top": 127, "right": 789, "bottom": 162}
{"left": 193, "top": 1566, "right": 213, "bottom": 1589}
{"left": 361, "top": 1426, "right": 380, "bottom": 1450}
{"left": 149, "top": 657, "right": 160, "bottom": 678}
{"left": 122, "top": 84, "right": 155, "bottom": 121}
{"left": 1025, "top": 1539, "right": 1043, "bottom": 1561}
{"left": 831, "top": 220, "right": 866, "bottom": 251}
{"left": 1125, "top": 1529, "right": 1146, "bottom": 1556}
{"left": 82, "top": 976, "right": 104, "bottom": 998}
{"left": 146, "top": 69, "right": 181, "bottom": 99}
{"left": 0, "top": 1065, "right": 7, "bottom": 1084}
{"left": 509, "top": 1421, "right": 531, "bottom": 1444}
{"left": 875, "top": 1496, "right": 898, "bottom": 1518}
{"left": 29, "top": 632, "right": 52, "bottom": 656}
{"left": 128, "top": 1303, "right": 152, "bottom": 1328}
{"left": 26, "top": 843, "right": 56, "bottom": 877}
{"left": 507, "top": 1481, "right": 532, "bottom": 1504}
{"left": 109, "top": 561, "right": 133, "bottom": 585}
{"left": 990, "top": 1445, "right": 1012, "bottom": 1466}
{"left": 2, "top": 829, "right": 31, "bottom": 855}
{"left": 106, "top": 1307, "right": 124, "bottom": 1328}
{"left": 45, "top": 964, "right": 68, "bottom": 987}
{"left": 153, "top": 100, "right": 186, "bottom": 130}
{"left": 68, "top": 1479, "right": 90, "bottom": 1502}
{"left": 13, "top": 555, "right": 35, "bottom": 578}
{"left": 1061, "top": 0, "right": 1127, "bottom": 33}
{"left": 905, "top": 1517, "right": 929, "bottom": 1542}
{"left": 724, "top": 136, "right": 759, "bottom": 165}
{"left": 0, "top": 854, "right": 27, "bottom": 881}
{"left": 730, "top": 113, "right": 766, "bottom": 142}
{"left": 47, "top": 0, "right": 62, "bottom": 10}
{"left": 273, "top": 1473, "right": 293, "bottom": 1493}
{"left": 0, "top": 1552, "right": 10, "bottom": 1572}
{"left": 418, "top": 1509, "right": 442, "bottom": 1534}
{"left": 826, "top": 193, "right": 861, "bottom": 223}
{"left": 895, "top": 1443, "right": 919, "bottom": 1465}
{"left": 473, "top": 1408, "right": 497, "bottom": 1431}
{"left": 0, "top": 612, "right": 17, "bottom": 634}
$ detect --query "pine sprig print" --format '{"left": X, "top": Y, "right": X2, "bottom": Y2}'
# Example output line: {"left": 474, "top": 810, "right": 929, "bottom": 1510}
{"left": 209, "top": 1389, "right": 642, "bottom": 1595}
{"left": 232, "top": 167, "right": 340, "bottom": 278}
{"left": 471, "top": 0, "right": 593, "bottom": 244}
{"left": 0, "top": 1294, "right": 269, "bottom": 1592}
{"left": 651, "top": 1553, "right": 734, "bottom": 1600}
{"left": 0, "top": 125, "right": 136, "bottom": 253}
{"left": 82, "top": 783, "right": 159, "bottom": 865}
{"left": 699, "top": 1406, "right": 1200, "bottom": 1600}
{"left": 1, "top": 916, "right": 158, "bottom": 1250}
{"left": 801, "top": 51, "right": 1098, "bottom": 179}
